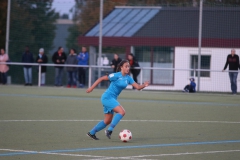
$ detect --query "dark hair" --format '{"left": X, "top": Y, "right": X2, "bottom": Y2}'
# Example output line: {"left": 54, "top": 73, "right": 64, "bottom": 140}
{"left": 128, "top": 53, "right": 134, "bottom": 57}
{"left": 128, "top": 53, "right": 138, "bottom": 60}
{"left": 70, "top": 48, "right": 76, "bottom": 53}
{"left": 58, "top": 47, "right": 63, "bottom": 51}
{"left": 116, "top": 59, "right": 129, "bottom": 72}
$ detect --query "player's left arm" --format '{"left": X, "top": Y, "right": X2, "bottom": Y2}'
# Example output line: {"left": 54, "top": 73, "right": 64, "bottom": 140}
{"left": 132, "top": 81, "right": 149, "bottom": 90}
{"left": 86, "top": 75, "right": 109, "bottom": 93}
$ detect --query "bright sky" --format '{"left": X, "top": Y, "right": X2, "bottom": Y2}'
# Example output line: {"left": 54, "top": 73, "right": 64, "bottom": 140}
{"left": 51, "top": 0, "right": 76, "bottom": 19}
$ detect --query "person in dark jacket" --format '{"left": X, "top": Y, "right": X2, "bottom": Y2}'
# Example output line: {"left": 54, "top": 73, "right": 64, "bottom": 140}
{"left": 183, "top": 78, "right": 196, "bottom": 93}
{"left": 128, "top": 53, "right": 140, "bottom": 84}
{"left": 66, "top": 48, "right": 78, "bottom": 88}
{"left": 222, "top": 49, "right": 240, "bottom": 94}
{"left": 22, "top": 46, "right": 34, "bottom": 86}
{"left": 36, "top": 48, "right": 48, "bottom": 86}
{"left": 111, "top": 54, "right": 122, "bottom": 73}
{"left": 52, "top": 47, "right": 67, "bottom": 86}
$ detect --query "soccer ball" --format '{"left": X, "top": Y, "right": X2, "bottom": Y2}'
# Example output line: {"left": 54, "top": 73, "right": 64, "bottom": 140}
{"left": 119, "top": 129, "right": 132, "bottom": 142}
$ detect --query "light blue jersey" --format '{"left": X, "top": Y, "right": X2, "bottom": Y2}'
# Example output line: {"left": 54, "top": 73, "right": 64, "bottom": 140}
{"left": 101, "top": 72, "right": 135, "bottom": 114}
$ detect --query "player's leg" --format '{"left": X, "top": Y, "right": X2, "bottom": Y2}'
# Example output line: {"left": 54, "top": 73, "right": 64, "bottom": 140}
{"left": 87, "top": 113, "right": 113, "bottom": 140}
{"left": 105, "top": 106, "right": 125, "bottom": 139}
{"left": 89, "top": 113, "right": 113, "bottom": 135}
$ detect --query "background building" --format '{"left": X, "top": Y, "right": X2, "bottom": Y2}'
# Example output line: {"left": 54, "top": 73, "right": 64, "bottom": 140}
{"left": 79, "top": 6, "right": 240, "bottom": 92}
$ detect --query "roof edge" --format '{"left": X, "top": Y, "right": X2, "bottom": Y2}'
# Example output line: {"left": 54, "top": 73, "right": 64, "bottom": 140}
{"left": 115, "top": 6, "right": 240, "bottom": 11}
{"left": 115, "top": 6, "right": 162, "bottom": 9}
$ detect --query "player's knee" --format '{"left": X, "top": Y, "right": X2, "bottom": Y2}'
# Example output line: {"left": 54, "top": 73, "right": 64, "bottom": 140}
{"left": 120, "top": 110, "right": 125, "bottom": 116}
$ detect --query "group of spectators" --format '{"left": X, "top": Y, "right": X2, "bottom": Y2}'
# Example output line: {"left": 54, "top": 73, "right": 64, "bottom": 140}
{"left": 0, "top": 45, "right": 141, "bottom": 88}
{"left": 20, "top": 46, "right": 89, "bottom": 88}
{"left": 111, "top": 53, "right": 141, "bottom": 86}
{"left": 1, "top": 46, "right": 238, "bottom": 94}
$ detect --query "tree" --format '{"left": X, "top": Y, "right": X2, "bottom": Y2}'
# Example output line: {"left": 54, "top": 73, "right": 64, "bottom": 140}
{"left": 0, "top": 0, "right": 7, "bottom": 49}
{"left": 66, "top": 0, "right": 128, "bottom": 50}
{"left": 9, "top": 0, "right": 59, "bottom": 61}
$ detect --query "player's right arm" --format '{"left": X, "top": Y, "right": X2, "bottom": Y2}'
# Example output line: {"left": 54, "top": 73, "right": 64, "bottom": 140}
{"left": 86, "top": 75, "right": 109, "bottom": 93}
{"left": 132, "top": 81, "right": 149, "bottom": 90}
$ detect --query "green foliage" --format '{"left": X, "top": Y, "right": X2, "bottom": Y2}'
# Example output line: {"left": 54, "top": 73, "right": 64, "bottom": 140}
{"left": 0, "top": 0, "right": 7, "bottom": 49}
{"left": 66, "top": 24, "right": 81, "bottom": 51}
{"left": 9, "top": 0, "right": 59, "bottom": 61}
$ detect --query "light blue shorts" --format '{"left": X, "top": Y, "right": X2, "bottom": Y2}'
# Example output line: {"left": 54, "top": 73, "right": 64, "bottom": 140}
{"left": 101, "top": 93, "right": 120, "bottom": 114}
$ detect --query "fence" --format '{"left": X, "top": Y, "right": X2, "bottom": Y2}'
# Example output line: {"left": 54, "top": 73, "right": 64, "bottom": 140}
{"left": 0, "top": 62, "right": 239, "bottom": 93}
{"left": 3, "top": 0, "right": 240, "bottom": 94}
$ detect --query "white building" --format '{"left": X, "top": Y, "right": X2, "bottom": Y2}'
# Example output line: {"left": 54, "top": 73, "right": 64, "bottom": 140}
{"left": 79, "top": 7, "right": 240, "bottom": 92}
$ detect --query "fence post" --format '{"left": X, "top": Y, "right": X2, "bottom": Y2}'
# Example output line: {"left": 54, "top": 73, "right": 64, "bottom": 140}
{"left": 38, "top": 64, "right": 41, "bottom": 87}
{"left": 88, "top": 66, "right": 92, "bottom": 88}
{"left": 140, "top": 68, "right": 143, "bottom": 85}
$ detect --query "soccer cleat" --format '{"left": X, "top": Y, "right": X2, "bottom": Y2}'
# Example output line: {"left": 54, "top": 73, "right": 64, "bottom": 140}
{"left": 105, "top": 130, "right": 112, "bottom": 139}
{"left": 86, "top": 132, "right": 99, "bottom": 140}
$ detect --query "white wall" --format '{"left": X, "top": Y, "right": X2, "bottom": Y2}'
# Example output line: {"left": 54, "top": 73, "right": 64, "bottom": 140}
{"left": 136, "top": 47, "right": 240, "bottom": 92}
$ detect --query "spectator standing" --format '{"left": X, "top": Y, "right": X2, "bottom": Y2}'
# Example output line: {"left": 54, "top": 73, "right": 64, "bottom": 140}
{"left": 66, "top": 48, "right": 78, "bottom": 88}
{"left": 222, "top": 49, "right": 240, "bottom": 94}
{"left": 36, "top": 48, "right": 48, "bottom": 86}
{"left": 183, "top": 78, "right": 196, "bottom": 93}
{"left": 111, "top": 54, "right": 122, "bottom": 73}
{"left": 22, "top": 46, "right": 34, "bottom": 86}
{"left": 52, "top": 47, "right": 66, "bottom": 86}
{"left": 77, "top": 46, "right": 89, "bottom": 88}
{"left": 127, "top": 53, "right": 140, "bottom": 84}
{"left": 0, "top": 48, "right": 9, "bottom": 85}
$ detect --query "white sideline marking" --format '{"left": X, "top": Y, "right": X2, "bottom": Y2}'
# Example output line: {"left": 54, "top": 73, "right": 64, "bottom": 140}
{"left": 0, "top": 149, "right": 106, "bottom": 158}
{"left": 1, "top": 148, "right": 240, "bottom": 159}
{"left": 0, "top": 119, "right": 240, "bottom": 124}
{"left": 89, "top": 150, "right": 240, "bottom": 160}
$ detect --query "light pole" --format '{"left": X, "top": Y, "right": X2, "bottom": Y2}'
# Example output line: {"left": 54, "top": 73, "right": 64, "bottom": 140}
{"left": 197, "top": 0, "right": 203, "bottom": 92}
{"left": 5, "top": 0, "right": 11, "bottom": 54}
{"left": 98, "top": 0, "right": 103, "bottom": 83}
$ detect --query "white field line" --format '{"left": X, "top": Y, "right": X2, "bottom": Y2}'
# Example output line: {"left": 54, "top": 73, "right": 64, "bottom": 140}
{"left": 89, "top": 150, "right": 240, "bottom": 160}
{"left": 0, "top": 149, "right": 106, "bottom": 158}
{"left": 1, "top": 149, "right": 240, "bottom": 159}
{"left": 0, "top": 119, "right": 240, "bottom": 124}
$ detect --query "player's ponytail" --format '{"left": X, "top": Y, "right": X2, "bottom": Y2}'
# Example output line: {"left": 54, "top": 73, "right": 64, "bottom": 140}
{"left": 116, "top": 59, "right": 129, "bottom": 72}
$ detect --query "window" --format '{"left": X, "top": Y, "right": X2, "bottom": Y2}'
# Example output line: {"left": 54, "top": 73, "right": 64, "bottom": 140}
{"left": 134, "top": 46, "right": 174, "bottom": 85}
{"left": 190, "top": 55, "right": 211, "bottom": 77}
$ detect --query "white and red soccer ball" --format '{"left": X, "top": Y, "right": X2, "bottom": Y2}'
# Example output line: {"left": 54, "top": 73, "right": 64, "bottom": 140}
{"left": 119, "top": 129, "right": 132, "bottom": 142}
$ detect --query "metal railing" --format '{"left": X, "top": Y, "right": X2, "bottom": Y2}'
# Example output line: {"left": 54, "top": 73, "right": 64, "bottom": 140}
{"left": 0, "top": 62, "right": 238, "bottom": 92}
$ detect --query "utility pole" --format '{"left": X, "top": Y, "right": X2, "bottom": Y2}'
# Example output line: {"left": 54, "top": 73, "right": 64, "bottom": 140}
{"left": 197, "top": 0, "right": 203, "bottom": 92}
{"left": 98, "top": 0, "right": 103, "bottom": 83}
{"left": 5, "top": 0, "right": 11, "bottom": 54}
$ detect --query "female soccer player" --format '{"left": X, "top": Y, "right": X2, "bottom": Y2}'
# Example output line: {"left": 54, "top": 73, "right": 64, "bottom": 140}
{"left": 86, "top": 60, "right": 149, "bottom": 140}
